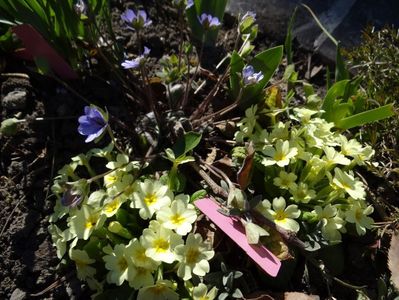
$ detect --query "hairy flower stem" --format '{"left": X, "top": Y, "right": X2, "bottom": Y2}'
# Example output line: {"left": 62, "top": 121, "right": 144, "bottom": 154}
{"left": 182, "top": 36, "right": 205, "bottom": 109}
{"left": 194, "top": 87, "right": 243, "bottom": 126}
{"left": 106, "top": 126, "right": 126, "bottom": 155}
{"left": 189, "top": 64, "right": 230, "bottom": 121}
{"left": 177, "top": 7, "right": 184, "bottom": 71}
{"left": 139, "top": 66, "right": 162, "bottom": 128}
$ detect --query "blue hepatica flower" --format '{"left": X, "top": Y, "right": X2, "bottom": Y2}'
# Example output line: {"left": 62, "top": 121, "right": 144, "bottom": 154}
{"left": 186, "top": 0, "right": 194, "bottom": 9}
{"left": 61, "top": 188, "right": 83, "bottom": 208}
{"left": 198, "top": 13, "right": 221, "bottom": 30}
{"left": 121, "top": 46, "right": 151, "bottom": 69}
{"left": 121, "top": 9, "right": 152, "bottom": 30}
{"left": 242, "top": 65, "right": 264, "bottom": 85}
{"left": 78, "top": 106, "right": 108, "bottom": 143}
{"left": 241, "top": 11, "right": 256, "bottom": 22}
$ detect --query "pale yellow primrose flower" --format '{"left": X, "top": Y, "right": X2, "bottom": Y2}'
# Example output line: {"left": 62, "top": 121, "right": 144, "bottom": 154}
{"left": 338, "top": 135, "right": 363, "bottom": 157}
{"left": 156, "top": 194, "right": 197, "bottom": 235}
{"left": 234, "top": 105, "right": 258, "bottom": 143}
{"left": 330, "top": 168, "right": 365, "bottom": 200}
{"left": 125, "top": 239, "right": 157, "bottom": 289}
{"left": 105, "top": 153, "right": 139, "bottom": 172}
{"left": 131, "top": 179, "right": 173, "bottom": 219}
{"left": 262, "top": 139, "right": 298, "bottom": 167}
{"left": 345, "top": 201, "right": 374, "bottom": 235}
{"left": 273, "top": 170, "right": 297, "bottom": 190}
{"left": 314, "top": 204, "right": 345, "bottom": 243}
{"left": 322, "top": 146, "right": 351, "bottom": 168}
{"left": 137, "top": 279, "right": 179, "bottom": 300}
{"left": 289, "top": 182, "right": 316, "bottom": 203}
{"left": 69, "top": 249, "right": 96, "bottom": 280}
{"left": 103, "top": 244, "right": 134, "bottom": 286}
{"left": 258, "top": 197, "right": 301, "bottom": 233}
{"left": 48, "top": 224, "right": 67, "bottom": 258}
{"left": 102, "top": 196, "right": 125, "bottom": 217}
{"left": 292, "top": 107, "right": 319, "bottom": 124}
{"left": 175, "top": 233, "right": 215, "bottom": 280}
{"left": 269, "top": 121, "right": 290, "bottom": 141}
{"left": 68, "top": 205, "right": 106, "bottom": 240}
{"left": 193, "top": 283, "right": 218, "bottom": 300}
{"left": 104, "top": 171, "right": 133, "bottom": 192}
{"left": 141, "top": 220, "right": 183, "bottom": 263}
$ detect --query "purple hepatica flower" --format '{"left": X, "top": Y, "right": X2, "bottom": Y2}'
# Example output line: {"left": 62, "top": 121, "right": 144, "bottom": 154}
{"left": 242, "top": 65, "right": 264, "bottom": 85}
{"left": 61, "top": 188, "right": 83, "bottom": 208}
{"left": 121, "top": 46, "right": 150, "bottom": 69}
{"left": 241, "top": 11, "right": 256, "bottom": 22}
{"left": 121, "top": 9, "right": 152, "bottom": 30}
{"left": 78, "top": 106, "right": 108, "bottom": 143}
{"left": 198, "top": 13, "right": 221, "bottom": 30}
{"left": 186, "top": 0, "right": 194, "bottom": 9}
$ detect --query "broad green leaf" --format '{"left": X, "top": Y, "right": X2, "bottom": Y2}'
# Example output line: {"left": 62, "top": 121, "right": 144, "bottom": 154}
{"left": 331, "top": 102, "right": 353, "bottom": 124}
{"left": 336, "top": 104, "right": 395, "bottom": 129}
{"left": 172, "top": 131, "right": 202, "bottom": 158}
{"left": 321, "top": 80, "right": 350, "bottom": 121}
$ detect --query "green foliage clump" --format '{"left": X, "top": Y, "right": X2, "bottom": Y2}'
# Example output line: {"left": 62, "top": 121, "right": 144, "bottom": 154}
{"left": 344, "top": 26, "right": 399, "bottom": 184}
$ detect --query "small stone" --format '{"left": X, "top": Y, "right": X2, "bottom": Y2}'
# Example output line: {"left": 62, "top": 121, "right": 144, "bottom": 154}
{"left": 2, "top": 90, "right": 28, "bottom": 110}
{"left": 10, "top": 288, "right": 27, "bottom": 300}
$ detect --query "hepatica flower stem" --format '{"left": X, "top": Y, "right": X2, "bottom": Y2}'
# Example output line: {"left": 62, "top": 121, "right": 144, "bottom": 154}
{"left": 182, "top": 35, "right": 205, "bottom": 108}
{"left": 106, "top": 125, "right": 126, "bottom": 155}
{"left": 177, "top": 7, "right": 185, "bottom": 71}
{"left": 140, "top": 65, "right": 162, "bottom": 128}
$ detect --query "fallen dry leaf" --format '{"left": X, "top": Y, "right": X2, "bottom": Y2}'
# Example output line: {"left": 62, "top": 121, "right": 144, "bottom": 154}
{"left": 388, "top": 231, "right": 399, "bottom": 290}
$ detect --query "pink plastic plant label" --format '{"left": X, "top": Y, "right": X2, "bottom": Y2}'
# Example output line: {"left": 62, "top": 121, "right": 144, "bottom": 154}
{"left": 195, "top": 198, "right": 281, "bottom": 277}
{"left": 12, "top": 24, "right": 78, "bottom": 80}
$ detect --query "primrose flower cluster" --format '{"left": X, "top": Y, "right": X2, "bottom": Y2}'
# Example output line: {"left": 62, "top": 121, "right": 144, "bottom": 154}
{"left": 234, "top": 105, "right": 375, "bottom": 245}
{"left": 49, "top": 145, "right": 215, "bottom": 298}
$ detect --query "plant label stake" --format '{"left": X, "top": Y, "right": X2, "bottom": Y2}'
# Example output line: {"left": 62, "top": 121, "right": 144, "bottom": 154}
{"left": 12, "top": 24, "right": 78, "bottom": 80}
{"left": 195, "top": 198, "right": 281, "bottom": 277}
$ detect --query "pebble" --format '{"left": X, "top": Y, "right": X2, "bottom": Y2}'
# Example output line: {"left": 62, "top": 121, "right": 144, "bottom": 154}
{"left": 2, "top": 90, "right": 27, "bottom": 110}
{"left": 10, "top": 288, "right": 27, "bottom": 300}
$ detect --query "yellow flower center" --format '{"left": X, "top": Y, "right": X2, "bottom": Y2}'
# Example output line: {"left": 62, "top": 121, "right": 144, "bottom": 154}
{"left": 171, "top": 214, "right": 185, "bottom": 225}
{"left": 117, "top": 257, "right": 128, "bottom": 271}
{"left": 105, "top": 199, "right": 120, "bottom": 213}
{"left": 151, "top": 285, "right": 167, "bottom": 295}
{"left": 135, "top": 248, "right": 148, "bottom": 263}
{"left": 85, "top": 215, "right": 98, "bottom": 229}
{"left": 186, "top": 247, "right": 200, "bottom": 264}
{"left": 144, "top": 193, "right": 157, "bottom": 206}
{"left": 154, "top": 238, "right": 169, "bottom": 253}
{"left": 75, "top": 259, "right": 87, "bottom": 269}
{"left": 355, "top": 209, "right": 363, "bottom": 221}
{"left": 274, "top": 152, "right": 286, "bottom": 161}
{"left": 274, "top": 210, "right": 287, "bottom": 221}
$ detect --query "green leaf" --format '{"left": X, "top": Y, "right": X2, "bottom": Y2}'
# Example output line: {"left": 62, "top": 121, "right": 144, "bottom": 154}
{"left": 321, "top": 80, "right": 350, "bottom": 122}
{"left": 284, "top": 7, "right": 297, "bottom": 65}
{"left": 175, "top": 156, "right": 195, "bottom": 165}
{"left": 336, "top": 104, "right": 395, "bottom": 129}
{"left": 172, "top": 131, "right": 202, "bottom": 158}
{"left": 190, "top": 189, "right": 208, "bottom": 201}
